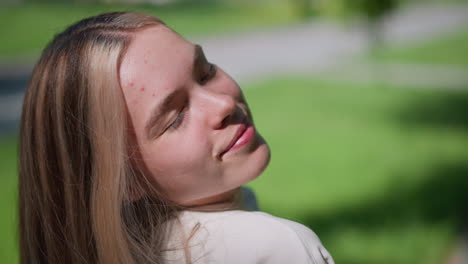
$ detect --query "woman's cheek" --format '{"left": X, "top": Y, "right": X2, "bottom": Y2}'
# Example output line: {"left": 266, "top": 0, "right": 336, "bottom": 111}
{"left": 149, "top": 136, "right": 208, "bottom": 170}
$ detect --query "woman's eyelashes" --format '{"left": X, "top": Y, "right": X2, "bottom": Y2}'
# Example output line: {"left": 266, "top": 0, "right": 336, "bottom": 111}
{"left": 199, "top": 63, "right": 217, "bottom": 84}
{"left": 167, "top": 107, "right": 186, "bottom": 131}
{"left": 166, "top": 63, "right": 216, "bottom": 132}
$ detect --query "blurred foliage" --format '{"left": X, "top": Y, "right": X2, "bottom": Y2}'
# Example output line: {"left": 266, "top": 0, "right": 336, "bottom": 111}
{"left": 372, "top": 27, "right": 468, "bottom": 66}
{"left": 0, "top": 0, "right": 299, "bottom": 58}
{"left": 310, "top": 0, "right": 397, "bottom": 19}
{"left": 292, "top": 0, "right": 315, "bottom": 19}
{"left": 309, "top": 0, "right": 468, "bottom": 20}
{"left": 2, "top": 0, "right": 466, "bottom": 57}
{"left": 310, "top": 0, "right": 399, "bottom": 51}
{"left": 345, "top": 0, "right": 398, "bottom": 21}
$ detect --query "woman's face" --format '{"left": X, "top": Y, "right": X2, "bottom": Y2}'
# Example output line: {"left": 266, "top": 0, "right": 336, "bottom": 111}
{"left": 119, "top": 26, "right": 270, "bottom": 205}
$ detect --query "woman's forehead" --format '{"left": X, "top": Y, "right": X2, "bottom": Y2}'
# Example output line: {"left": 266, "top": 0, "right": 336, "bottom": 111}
{"left": 120, "top": 25, "right": 194, "bottom": 90}
{"left": 119, "top": 25, "right": 195, "bottom": 133}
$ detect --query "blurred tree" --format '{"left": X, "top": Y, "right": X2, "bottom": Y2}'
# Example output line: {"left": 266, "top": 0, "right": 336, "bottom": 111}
{"left": 311, "top": 0, "right": 399, "bottom": 52}
{"left": 346, "top": 0, "right": 398, "bottom": 20}
{"left": 293, "top": 0, "right": 314, "bottom": 19}
{"left": 346, "top": 0, "right": 398, "bottom": 52}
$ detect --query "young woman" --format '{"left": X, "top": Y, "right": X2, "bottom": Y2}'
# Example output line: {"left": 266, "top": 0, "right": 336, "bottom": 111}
{"left": 19, "top": 12, "right": 334, "bottom": 264}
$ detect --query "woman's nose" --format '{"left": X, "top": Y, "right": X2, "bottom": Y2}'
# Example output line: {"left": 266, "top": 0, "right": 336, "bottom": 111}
{"left": 202, "top": 90, "right": 237, "bottom": 129}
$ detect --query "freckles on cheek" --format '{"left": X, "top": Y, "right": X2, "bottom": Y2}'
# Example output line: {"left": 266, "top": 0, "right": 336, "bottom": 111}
{"left": 145, "top": 138, "right": 210, "bottom": 173}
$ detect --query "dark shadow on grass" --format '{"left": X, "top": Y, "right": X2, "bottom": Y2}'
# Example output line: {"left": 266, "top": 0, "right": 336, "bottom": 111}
{"left": 299, "top": 162, "right": 468, "bottom": 263}
{"left": 395, "top": 86, "right": 468, "bottom": 131}
{"left": 300, "top": 86, "right": 468, "bottom": 237}
{"left": 294, "top": 86, "right": 468, "bottom": 263}
{"left": 302, "top": 162, "right": 468, "bottom": 233}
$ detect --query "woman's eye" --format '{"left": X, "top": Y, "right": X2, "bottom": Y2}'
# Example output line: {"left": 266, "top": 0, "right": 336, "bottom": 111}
{"left": 167, "top": 108, "right": 185, "bottom": 131}
{"left": 199, "top": 63, "right": 216, "bottom": 84}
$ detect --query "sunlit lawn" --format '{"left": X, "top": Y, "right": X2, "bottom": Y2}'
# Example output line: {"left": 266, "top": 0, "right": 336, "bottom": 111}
{"left": 243, "top": 26, "right": 468, "bottom": 264}
{"left": 0, "top": 1, "right": 299, "bottom": 58}
{"left": 372, "top": 27, "right": 468, "bottom": 66}
{"left": 245, "top": 77, "right": 468, "bottom": 264}
{"left": 2, "top": 9, "right": 468, "bottom": 264}
{"left": 0, "top": 138, "right": 18, "bottom": 263}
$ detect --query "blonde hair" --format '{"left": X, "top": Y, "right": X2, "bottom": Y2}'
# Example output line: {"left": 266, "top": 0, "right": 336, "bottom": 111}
{"left": 19, "top": 12, "right": 181, "bottom": 264}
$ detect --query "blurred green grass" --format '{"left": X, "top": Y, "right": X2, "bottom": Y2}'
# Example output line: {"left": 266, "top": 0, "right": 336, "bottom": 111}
{"left": 245, "top": 78, "right": 468, "bottom": 264}
{"left": 242, "top": 28, "right": 468, "bottom": 264}
{"left": 372, "top": 27, "right": 468, "bottom": 66}
{"left": 0, "top": 1, "right": 299, "bottom": 58}
{"left": 0, "top": 138, "right": 18, "bottom": 264}
{"left": 2, "top": 8, "right": 468, "bottom": 264}
{"left": 243, "top": 27, "right": 468, "bottom": 264}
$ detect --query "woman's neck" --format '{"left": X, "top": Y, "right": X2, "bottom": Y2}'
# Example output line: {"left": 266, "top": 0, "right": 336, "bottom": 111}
{"left": 183, "top": 187, "right": 244, "bottom": 212}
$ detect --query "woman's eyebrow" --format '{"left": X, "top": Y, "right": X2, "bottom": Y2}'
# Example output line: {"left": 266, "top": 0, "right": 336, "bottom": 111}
{"left": 194, "top": 44, "right": 203, "bottom": 63}
{"left": 145, "top": 89, "right": 182, "bottom": 139}
{"left": 193, "top": 44, "right": 206, "bottom": 74}
{"left": 145, "top": 45, "right": 203, "bottom": 139}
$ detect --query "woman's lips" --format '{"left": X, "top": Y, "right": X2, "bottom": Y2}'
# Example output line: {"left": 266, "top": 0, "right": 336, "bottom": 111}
{"left": 230, "top": 125, "right": 254, "bottom": 152}
{"left": 220, "top": 124, "right": 255, "bottom": 158}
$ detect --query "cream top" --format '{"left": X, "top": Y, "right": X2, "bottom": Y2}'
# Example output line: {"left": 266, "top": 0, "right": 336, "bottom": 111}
{"left": 162, "top": 209, "right": 334, "bottom": 264}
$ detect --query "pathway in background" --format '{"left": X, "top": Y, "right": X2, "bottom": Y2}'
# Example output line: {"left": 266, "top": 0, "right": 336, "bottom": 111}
{"left": 195, "top": 3, "right": 468, "bottom": 83}
{"left": 318, "top": 62, "right": 468, "bottom": 89}
{"left": 1, "top": 3, "right": 468, "bottom": 135}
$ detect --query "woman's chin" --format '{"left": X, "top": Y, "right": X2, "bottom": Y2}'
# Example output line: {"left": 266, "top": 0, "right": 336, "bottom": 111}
{"left": 240, "top": 140, "right": 271, "bottom": 185}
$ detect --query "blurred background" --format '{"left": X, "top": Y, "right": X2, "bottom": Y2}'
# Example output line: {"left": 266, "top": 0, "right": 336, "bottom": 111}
{"left": 1, "top": 0, "right": 468, "bottom": 263}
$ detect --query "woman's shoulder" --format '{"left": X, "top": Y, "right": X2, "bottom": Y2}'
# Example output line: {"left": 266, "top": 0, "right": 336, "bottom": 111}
{"left": 189, "top": 210, "right": 320, "bottom": 243}
{"left": 174, "top": 210, "right": 334, "bottom": 264}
